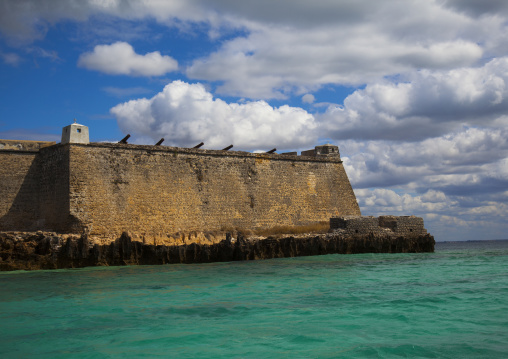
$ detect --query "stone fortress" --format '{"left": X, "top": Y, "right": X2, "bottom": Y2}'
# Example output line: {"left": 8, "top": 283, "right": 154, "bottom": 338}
{"left": 1, "top": 121, "right": 363, "bottom": 241}
{"left": 0, "top": 122, "right": 433, "bottom": 269}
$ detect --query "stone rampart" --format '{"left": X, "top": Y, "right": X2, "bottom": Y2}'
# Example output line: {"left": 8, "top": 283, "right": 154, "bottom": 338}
{"left": 0, "top": 151, "right": 40, "bottom": 229}
{"left": 66, "top": 142, "right": 360, "bottom": 239}
{"left": 0, "top": 143, "right": 71, "bottom": 232}
{"left": 0, "top": 141, "right": 361, "bottom": 240}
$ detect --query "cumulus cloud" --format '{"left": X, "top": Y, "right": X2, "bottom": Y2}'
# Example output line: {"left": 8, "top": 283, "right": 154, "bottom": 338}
{"left": 187, "top": 30, "right": 483, "bottom": 98}
{"left": 2, "top": 0, "right": 505, "bottom": 98}
{"left": 78, "top": 42, "right": 178, "bottom": 76}
{"left": 110, "top": 80, "right": 317, "bottom": 150}
{"left": 341, "top": 127, "right": 508, "bottom": 189}
{"left": 0, "top": 0, "right": 217, "bottom": 44}
{"left": 319, "top": 57, "right": 508, "bottom": 141}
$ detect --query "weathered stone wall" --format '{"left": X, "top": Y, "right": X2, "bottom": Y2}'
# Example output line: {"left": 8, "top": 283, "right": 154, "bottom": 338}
{"left": 0, "top": 141, "right": 361, "bottom": 238}
{"left": 330, "top": 216, "right": 428, "bottom": 237}
{"left": 378, "top": 215, "right": 427, "bottom": 236}
{"left": 67, "top": 143, "right": 360, "bottom": 239}
{"left": 0, "top": 142, "right": 70, "bottom": 232}
{"left": 0, "top": 140, "right": 55, "bottom": 230}
{"left": 330, "top": 216, "right": 380, "bottom": 235}
{"left": 37, "top": 145, "right": 74, "bottom": 232}
{"left": 0, "top": 151, "right": 40, "bottom": 230}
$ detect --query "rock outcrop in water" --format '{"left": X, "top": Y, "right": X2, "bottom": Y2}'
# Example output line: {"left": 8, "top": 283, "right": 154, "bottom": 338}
{"left": 0, "top": 231, "right": 435, "bottom": 271}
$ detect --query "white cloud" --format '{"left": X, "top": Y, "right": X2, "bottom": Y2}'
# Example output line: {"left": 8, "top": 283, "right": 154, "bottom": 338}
{"left": 2, "top": 1, "right": 505, "bottom": 98}
{"left": 342, "top": 126, "right": 508, "bottom": 189}
{"left": 302, "top": 94, "right": 315, "bottom": 104}
{"left": 319, "top": 58, "right": 508, "bottom": 141}
{"left": 78, "top": 42, "right": 178, "bottom": 76}
{"left": 186, "top": 27, "right": 483, "bottom": 98}
{"left": 110, "top": 80, "right": 317, "bottom": 150}
{"left": 355, "top": 188, "right": 457, "bottom": 215}
{"left": 183, "top": 1, "right": 493, "bottom": 98}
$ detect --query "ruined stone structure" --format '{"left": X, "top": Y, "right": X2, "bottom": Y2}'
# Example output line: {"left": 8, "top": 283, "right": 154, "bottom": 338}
{"left": 330, "top": 215, "right": 427, "bottom": 237}
{"left": 0, "top": 127, "right": 361, "bottom": 242}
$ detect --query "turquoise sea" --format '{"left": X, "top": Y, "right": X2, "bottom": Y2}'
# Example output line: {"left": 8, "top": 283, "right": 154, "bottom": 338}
{"left": 1, "top": 240, "right": 507, "bottom": 358}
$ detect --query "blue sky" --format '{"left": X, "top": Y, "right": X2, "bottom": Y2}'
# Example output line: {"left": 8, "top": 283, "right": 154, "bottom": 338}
{"left": 1, "top": 0, "right": 508, "bottom": 241}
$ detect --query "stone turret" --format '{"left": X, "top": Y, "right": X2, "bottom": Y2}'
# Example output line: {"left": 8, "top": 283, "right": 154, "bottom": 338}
{"left": 315, "top": 144, "right": 340, "bottom": 157}
{"left": 301, "top": 144, "right": 340, "bottom": 158}
{"left": 61, "top": 120, "right": 89, "bottom": 144}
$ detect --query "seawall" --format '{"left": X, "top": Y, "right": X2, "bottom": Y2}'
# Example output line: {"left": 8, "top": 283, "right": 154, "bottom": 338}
{"left": 0, "top": 230, "right": 435, "bottom": 271}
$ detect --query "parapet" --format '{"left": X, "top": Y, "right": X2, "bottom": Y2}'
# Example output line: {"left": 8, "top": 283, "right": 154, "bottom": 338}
{"left": 330, "top": 215, "right": 428, "bottom": 237}
{"left": 0, "top": 139, "right": 56, "bottom": 152}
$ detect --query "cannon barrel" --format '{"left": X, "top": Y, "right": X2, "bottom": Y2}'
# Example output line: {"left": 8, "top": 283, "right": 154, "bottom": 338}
{"left": 193, "top": 142, "right": 204, "bottom": 149}
{"left": 266, "top": 148, "right": 277, "bottom": 154}
{"left": 119, "top": 134, "right": 130, "bottom": 144}
{"left": 222, "top": 145, "right": 233, "bottom": 151}
{"left": 155, "top": 138, "right": 164, "bottom": 146}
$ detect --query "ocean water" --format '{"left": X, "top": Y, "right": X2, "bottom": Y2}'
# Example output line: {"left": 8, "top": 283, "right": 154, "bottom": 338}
{"left": 1, "top": 241, "right": 507, "bottom": 358}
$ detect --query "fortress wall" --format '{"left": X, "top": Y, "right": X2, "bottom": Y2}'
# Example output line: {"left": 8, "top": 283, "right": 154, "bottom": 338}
{"left": 0, "top": 142, "right": 70, "bottom": 232}
{"left": 0, "top": 151, "right": 40, "bottom": 230}
{"left": 0, "top": 140, "right": 56, "bottom": 230}
{"left": 68, "top": 143, "right": 360, "bottom": 238}
{"left": 37, "top": 145, "right": 73, "bottom": 231}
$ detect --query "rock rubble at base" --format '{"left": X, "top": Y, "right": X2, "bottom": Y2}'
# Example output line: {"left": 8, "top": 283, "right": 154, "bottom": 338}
{"left": 0, "top": 231, "right": 435, "bottom": 271}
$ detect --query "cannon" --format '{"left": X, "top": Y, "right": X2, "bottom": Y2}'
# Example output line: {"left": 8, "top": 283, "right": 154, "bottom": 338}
{"left": 118, "top": 134, "right": 130, "bottom": 144}
{"left": 222, "top": 145, "right": 233, "bottom": 151}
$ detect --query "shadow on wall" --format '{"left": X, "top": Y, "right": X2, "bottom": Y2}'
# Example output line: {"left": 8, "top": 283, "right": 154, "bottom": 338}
{"left": 0, "top": 148, "right": 81, "bottom": 233}
{"left": 0, "top": 153, "right": 41, "bottom": 231}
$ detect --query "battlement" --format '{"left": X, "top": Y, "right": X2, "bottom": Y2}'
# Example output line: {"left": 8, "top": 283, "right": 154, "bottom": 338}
{"left": 330, "top": 215, "right": 428, "bottom": 237}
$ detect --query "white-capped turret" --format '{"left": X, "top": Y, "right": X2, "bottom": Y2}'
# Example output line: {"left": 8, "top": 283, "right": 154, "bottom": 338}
{"left": 61, "top": 119, "right": 89, "bottom": 144}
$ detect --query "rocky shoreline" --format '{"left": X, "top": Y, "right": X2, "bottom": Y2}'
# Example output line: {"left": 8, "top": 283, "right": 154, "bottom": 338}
{"left": 0, "top": 231, "right": 435, "bottom": 271}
